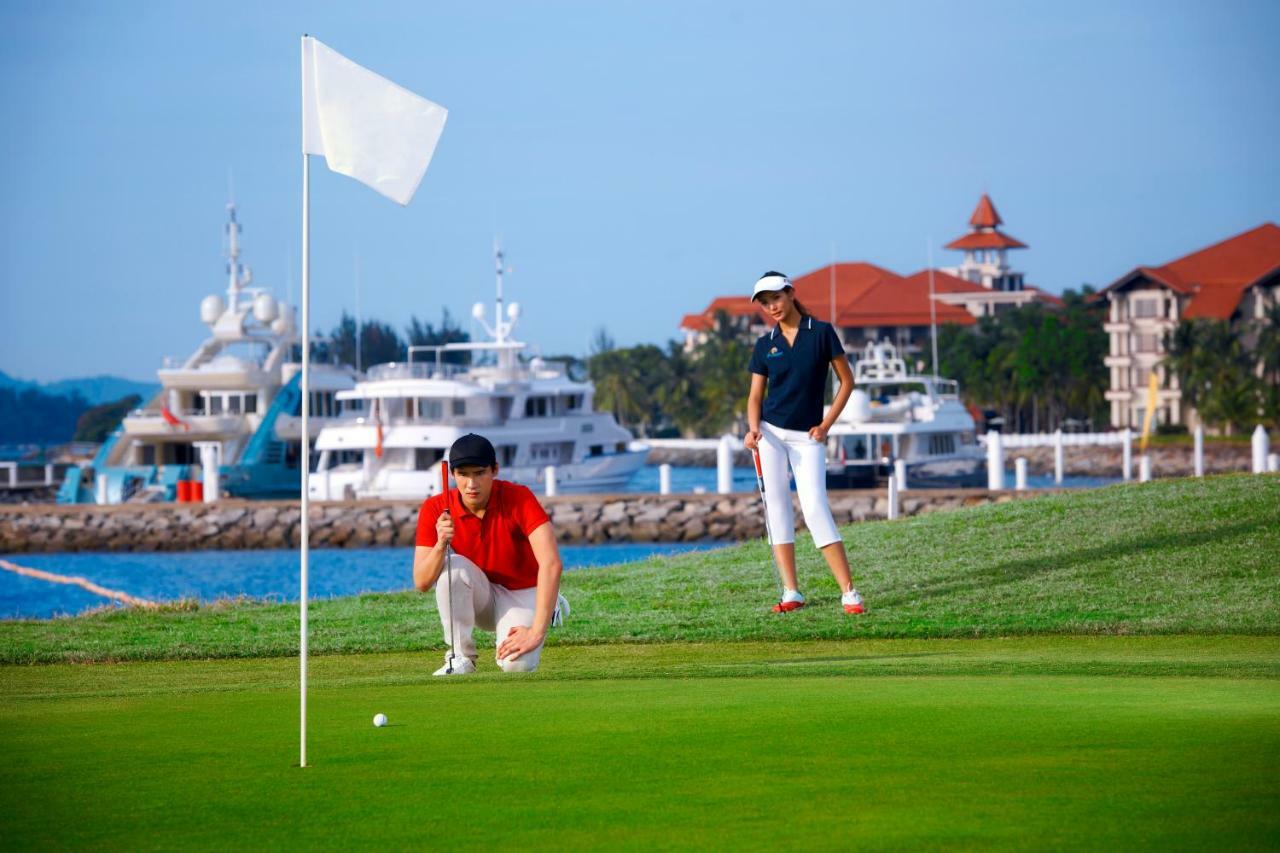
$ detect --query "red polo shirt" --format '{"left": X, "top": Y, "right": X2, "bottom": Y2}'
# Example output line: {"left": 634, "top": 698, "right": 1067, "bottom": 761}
{"left": 414, "top": 479, "right": 551, "bottom": 590}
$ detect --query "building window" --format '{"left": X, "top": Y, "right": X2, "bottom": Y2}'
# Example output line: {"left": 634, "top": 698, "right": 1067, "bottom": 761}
{"left": 452, "top": 399, "right": 465, "bottom": 416}
{"left": 1133, "top": 298, "right": 1159, "bottom": 318}
{"left": 1134, "top": 333, "right": 1160, "bottom": 353}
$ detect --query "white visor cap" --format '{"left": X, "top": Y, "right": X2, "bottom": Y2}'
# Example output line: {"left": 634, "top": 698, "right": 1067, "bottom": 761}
{"left": 752, "top": 274, "right": 792, "bottom": 300}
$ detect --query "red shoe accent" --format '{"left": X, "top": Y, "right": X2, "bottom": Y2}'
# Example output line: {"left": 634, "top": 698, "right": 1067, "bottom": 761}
{"left": 844, "top": 603, "right": 865, "bottom": 615}
{"left": 772, "top": 600, "right": 805, "bottom": 613}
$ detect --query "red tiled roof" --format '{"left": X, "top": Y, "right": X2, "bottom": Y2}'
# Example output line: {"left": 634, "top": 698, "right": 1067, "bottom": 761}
{"left": 900, "top": 269, "right": 988, "bottom": 294}
{"left": 970, "top": 194, "right": 1002, "bottom": 228}
{"left": 1100, "top": 223, "right": 1280, "bottom": 320}
{"left": 789, "top": 262, "right": 898, "bottom": 323}
{"left": 836, "top": 273, "right": 976, "bottom": 328}
{"left": 1024, "top": 286, "right": 1064, "bottom": 307}
{"left": 944, "top": 230, "right": 1028, "bottom": 250}
{"left": 679, "top": 313, "right": 712, "bottom": 331}
{"left": 705, "top": 295, "right": 758, "bottom": 315}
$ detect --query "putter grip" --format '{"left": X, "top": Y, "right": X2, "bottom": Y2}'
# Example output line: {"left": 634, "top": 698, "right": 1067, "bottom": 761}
{"left": 440, "top": 461, "right": 450, "bottom": 511}
{"left": 752, "top": 448, "right": 763, "bottom": 478}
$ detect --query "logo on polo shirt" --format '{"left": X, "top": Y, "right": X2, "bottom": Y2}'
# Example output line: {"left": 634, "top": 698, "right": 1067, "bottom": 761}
{"left": 767, "top": 346, "right": 784, "bottom": 358}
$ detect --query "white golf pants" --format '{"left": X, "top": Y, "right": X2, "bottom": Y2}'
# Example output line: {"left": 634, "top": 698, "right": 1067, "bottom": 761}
{"left": 758, "top": 421, "right": 842, "bottom": 549}
{"left": 435, "top": 553, "right": 543, "bottom": 672}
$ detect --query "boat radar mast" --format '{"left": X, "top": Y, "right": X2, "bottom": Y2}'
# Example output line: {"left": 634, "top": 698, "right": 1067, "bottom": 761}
{"left": 470, "top": 239, "right": 522, "bottom": 369}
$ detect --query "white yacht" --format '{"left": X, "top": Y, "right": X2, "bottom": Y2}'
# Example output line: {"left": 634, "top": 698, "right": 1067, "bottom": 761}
{"left": 309, "top": 246, "right": 648, "bottom": 500}
{"left": 59, "top": 204, "right": 359, "bottom": 504}
{"left": 825, "top": 341, "right": 985, "bottom": 489}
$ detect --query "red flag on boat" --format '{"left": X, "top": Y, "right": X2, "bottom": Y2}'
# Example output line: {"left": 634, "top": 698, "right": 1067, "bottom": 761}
{"left": 162, "top": 405, "right": 191, "bottom": 431}
{"left": 373, "top": 399, "right": 384, "bottom": 458}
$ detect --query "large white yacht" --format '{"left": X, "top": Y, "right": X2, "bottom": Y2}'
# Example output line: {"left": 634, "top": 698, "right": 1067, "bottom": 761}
{"left": 309, "top": 247, "right": 648, "bottom": 500}
{"left": 825, "top": 341, "right": 985, "bottom": 489}
{"left": 59, "top": 204, "right": 359, "bottom": 504}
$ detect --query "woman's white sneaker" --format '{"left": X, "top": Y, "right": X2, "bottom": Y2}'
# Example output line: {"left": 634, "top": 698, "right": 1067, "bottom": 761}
{"left": 842, "top": 589, "right": 866, "bottom": 615}
{"left": 433, "top": 654, "right": 477, "bottom": 676}
{"left": 772, "top": 588, "right": 806, "bottom": 613}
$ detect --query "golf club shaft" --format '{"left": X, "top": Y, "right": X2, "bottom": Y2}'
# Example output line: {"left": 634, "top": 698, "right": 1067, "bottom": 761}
{"left": 441, "top": 460, "right": 456, "bottom": 673}
{"left": 751, "top": 447, "right": 786, "bottom": 600}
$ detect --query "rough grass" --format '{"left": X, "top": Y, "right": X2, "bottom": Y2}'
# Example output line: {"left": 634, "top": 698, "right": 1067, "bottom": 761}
{"left": 1, "top": 474, "right": 1277, "bottom": 663}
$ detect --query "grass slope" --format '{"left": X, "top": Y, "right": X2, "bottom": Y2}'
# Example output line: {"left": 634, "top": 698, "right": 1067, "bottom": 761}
{"left": 2, "top": 475, "right": 1276, "bottom": 663}
{"left": 2, "top": 638, "right": 1277, "bottom": 850}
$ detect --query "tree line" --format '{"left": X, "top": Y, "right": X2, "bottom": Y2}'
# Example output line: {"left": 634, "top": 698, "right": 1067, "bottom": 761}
{"left": 311, "top": 308, "right": 472, "bottom": 368}
{"left": 1165, "top": 304, "right": 1280, "bottom": 434}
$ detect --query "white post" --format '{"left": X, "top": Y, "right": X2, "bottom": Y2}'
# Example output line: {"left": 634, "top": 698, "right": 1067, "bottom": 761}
{"left": 197, "top": 442, "right": 221, "bottom": 502}
{"left": 1139, "top": 454, "right": 1152, "bottom": 483}
{"left": 544, "top": 465, "right": 558, "bottom": 497}
{"left": 887, "top": 471, "right": 899, "bottom": 520}
{"left": 894, "top": 458, "right": 908, "bottom": 492}
{"left": 1121, "top": 428, "right": 1133, "bottom": 481}
{"left": 1268, "top": 452, "right": 1278, "bottom": 473}
{"left": 716, "top": 434, "right": 733, "bottom": 494}
{"left": 986, "top": 430, "right": 1005, "bottom": 491}
{"left": 95, "top": 473, "right": 107, "bottom": 504}
{"left": 1014, "top": 457, "right": 1028, "bottom": 490}
{"left": 299, "top": 140, "right": 310, "bottom": 770}
{"left": 1252, "top": 425, "right": 1269, "bottom": 474}
{"left": 44, "top": 463, "right": 54, "bottom": 487}
{"left": 1193, "top": 425, "right": 1204, "bottom": 477}
{"left": 658, "top": 463, "right": 672, "bottom": 495}
{"left": 1053, "top": 429, "right": 1064, "bottom": 485}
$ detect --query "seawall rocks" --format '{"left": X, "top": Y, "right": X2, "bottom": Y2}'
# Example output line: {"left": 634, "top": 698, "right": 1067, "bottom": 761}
{"left": 0, "top": 490, "right": 1043, "bottom": 554}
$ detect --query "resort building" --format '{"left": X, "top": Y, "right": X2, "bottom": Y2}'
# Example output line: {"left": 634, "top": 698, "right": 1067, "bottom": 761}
{"left": 680, "top": 195, "right": 1059, "bottom": 363}
{"left": 1098, "top": 223, "right": 1280, "bottom": 429}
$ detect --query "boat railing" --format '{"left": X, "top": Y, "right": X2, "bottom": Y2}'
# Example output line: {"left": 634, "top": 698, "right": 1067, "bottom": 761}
{"left": 333, "top": 413, "right": 501, "bottom": 428}
{"left": 365, "top": 362, "right": 469, "bottom": 382}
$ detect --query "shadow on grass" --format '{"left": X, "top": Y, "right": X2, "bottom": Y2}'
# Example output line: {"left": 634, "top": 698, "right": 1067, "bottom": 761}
{"left": 874, "top": 518, "right": 1277, "bottom": 608}
{"left": 700, "top": 652, "right": 946, "bottom": 668}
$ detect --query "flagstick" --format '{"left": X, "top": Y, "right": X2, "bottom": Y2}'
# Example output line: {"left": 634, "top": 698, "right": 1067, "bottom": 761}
{"left": 300, "top": 148, "right": 311, "bottom": 769}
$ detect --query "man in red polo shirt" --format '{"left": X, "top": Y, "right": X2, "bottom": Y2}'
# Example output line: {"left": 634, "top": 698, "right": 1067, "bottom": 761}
{"left": 413, "top": 434, "right": 564, "bottom": 675}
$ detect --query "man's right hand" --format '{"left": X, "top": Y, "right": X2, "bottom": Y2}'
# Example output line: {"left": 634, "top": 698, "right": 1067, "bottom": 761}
{"left": 743, "top": 430, "right": 761, "bottom": 451}
{"left": 435, "top": 512, "right": 454, "bottom": 546}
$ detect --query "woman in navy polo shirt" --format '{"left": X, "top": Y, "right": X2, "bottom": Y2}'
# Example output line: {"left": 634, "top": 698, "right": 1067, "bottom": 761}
{"left": 745, "top": 271, "right": 866, "bottom": 615}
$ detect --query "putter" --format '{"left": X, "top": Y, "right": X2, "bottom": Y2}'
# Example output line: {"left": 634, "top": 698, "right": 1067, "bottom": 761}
{"left": 751, "top": 446, "right": 788, "bottom": 607}
{"left": 440, "top": 460, "right": 457, "bottom": 674}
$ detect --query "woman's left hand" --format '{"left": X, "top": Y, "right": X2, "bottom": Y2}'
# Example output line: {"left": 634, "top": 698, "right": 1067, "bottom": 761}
{"left": 809, "top": 425, "right": 829, "bottom": 443}
{"left": 497, "top": 625, "right": 545, "bottom": 662}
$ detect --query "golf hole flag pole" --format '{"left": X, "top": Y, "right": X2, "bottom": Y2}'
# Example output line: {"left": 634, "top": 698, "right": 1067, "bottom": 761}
{"left": 299, "top": 35, "right": 447, "bottom": 768}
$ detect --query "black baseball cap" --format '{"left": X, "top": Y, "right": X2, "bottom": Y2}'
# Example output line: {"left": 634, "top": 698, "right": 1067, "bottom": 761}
{"left": 449, "top": 433, "right": 497, "bottom": 469}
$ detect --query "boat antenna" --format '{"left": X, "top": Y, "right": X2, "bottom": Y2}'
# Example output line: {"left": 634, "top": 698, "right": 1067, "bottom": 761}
{"left": 928, "top": 238, "right": 939, "bottom": 380}
{"left": 494, "top": 236, "right": 505, "bottom": 344}
{"left": 354, "top": 249, "right": 362, "bottom": 373}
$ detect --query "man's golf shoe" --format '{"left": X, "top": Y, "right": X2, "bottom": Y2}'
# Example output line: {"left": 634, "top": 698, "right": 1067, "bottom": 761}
{"left": 433, "top": 653, "right": 477, "bottom": 676}
{"left": 842, "top": 588, "right": 866, "bottom": 615}
{"left": 772, "top": 588, "right": 806, "bottom": 613}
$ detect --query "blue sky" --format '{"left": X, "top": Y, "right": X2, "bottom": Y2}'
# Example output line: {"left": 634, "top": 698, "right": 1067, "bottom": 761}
{"left": 2, "top": 0, "right": 1278, "bottom": 383}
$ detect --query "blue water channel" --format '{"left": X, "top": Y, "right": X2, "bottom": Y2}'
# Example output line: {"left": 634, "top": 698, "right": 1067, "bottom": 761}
{"left": 0, "top": 543, "right": 725, "bottom": 620}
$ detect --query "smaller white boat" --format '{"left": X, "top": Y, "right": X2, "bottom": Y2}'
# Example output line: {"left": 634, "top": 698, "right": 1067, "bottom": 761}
{"left": 825, "top": 341, "right": 985, "bottom": 489}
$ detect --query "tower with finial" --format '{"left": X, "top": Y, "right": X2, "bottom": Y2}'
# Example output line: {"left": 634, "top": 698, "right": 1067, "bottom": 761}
{"left": 942, "top": 194, "right": 1027, "bottom": 292}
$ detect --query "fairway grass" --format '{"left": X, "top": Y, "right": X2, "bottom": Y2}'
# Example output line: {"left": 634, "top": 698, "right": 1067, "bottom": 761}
{"left": 2, "top": 637, "right": 1277, "bottom": 850}
{"left": 3, "top": 475, "right": 1278, "bottom": 663}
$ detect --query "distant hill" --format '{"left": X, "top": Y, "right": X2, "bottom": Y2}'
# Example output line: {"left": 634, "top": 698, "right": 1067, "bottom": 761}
{"left": 0, "top": 371, "right": 158, "bottom": 405}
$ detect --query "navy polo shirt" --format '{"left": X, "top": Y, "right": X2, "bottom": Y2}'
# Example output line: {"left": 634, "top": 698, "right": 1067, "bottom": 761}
{"left": 748, "top": 317, "right": 844, "bottom": 431}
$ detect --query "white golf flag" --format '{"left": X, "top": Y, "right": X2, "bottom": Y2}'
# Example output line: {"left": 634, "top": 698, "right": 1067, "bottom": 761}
{"left": 302, "top": 36, "right": 448, "bottom": 206}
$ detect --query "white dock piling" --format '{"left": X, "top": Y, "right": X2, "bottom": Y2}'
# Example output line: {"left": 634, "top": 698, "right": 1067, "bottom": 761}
{"left": 887, "top": 472, "right": 900, "bottom": 520}
{"left": 544, "top": 465, "right": 557, "bottom": 497}
{"left": 1121, "top": 428, "right": 1133, "bottom": 481}
{"left": 986, "top": 430, "right": 1005, "bottom": 491}
{"left": 659, "top": 463, "right": 672, "bottom": 495}
{"left": 716, "top": 435, "right": 733, "bottom": 494}
{"left": 1014, "top": 457, "right": 1028, "bottom": 490}
{"left": 1053, "top": 429, "right": 1064, "bottom": 485}
{"left": 1252, "top": 425, "right": 1269, "bottom": 474}
{"left": 894, "top": 459, "right": 908, "bottom": 492}
{"left": 1139, "top": 454, "right": 1152, "bottom": 483}
{"left": 1268, "top": 453, "right": 1278, "bottom": 473}
{"left": 196, "top": 442, "right": 221, "bottom": 502}
{"left": 1194, "top": 425, "right": 1204, "bottom": 477}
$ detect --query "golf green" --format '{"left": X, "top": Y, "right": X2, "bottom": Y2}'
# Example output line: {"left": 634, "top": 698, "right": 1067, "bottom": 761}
{"left": 3, "top": 637, "right": 1277, "bottom": 850}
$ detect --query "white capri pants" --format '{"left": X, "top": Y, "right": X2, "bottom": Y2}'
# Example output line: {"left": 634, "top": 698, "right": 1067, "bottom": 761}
{"left": 758, "top": 421, "right": 842, "bottom": 549}
{"left": 435, "top": 553, "right": 542, "bottom": 672}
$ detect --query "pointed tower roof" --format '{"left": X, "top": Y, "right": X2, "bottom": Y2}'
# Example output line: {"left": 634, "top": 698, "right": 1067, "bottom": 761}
{"left": 969, "top": 194, "right": 1002, "bottom": 228}
{"left": 945, "top": 194, "right": 1026, "bottom": 251}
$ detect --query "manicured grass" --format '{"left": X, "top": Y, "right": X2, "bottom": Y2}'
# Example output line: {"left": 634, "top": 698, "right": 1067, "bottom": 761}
{"left": 2, "top": 637, "right": 1277, "bottom": 850}
{"left": 2, "top": 475, "right": 1277, "bottom": 663}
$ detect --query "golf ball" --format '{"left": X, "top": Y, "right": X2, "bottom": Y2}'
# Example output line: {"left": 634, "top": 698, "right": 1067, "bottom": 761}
{"left": 373, "top": 713, "right": 388, "bottom": 728}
